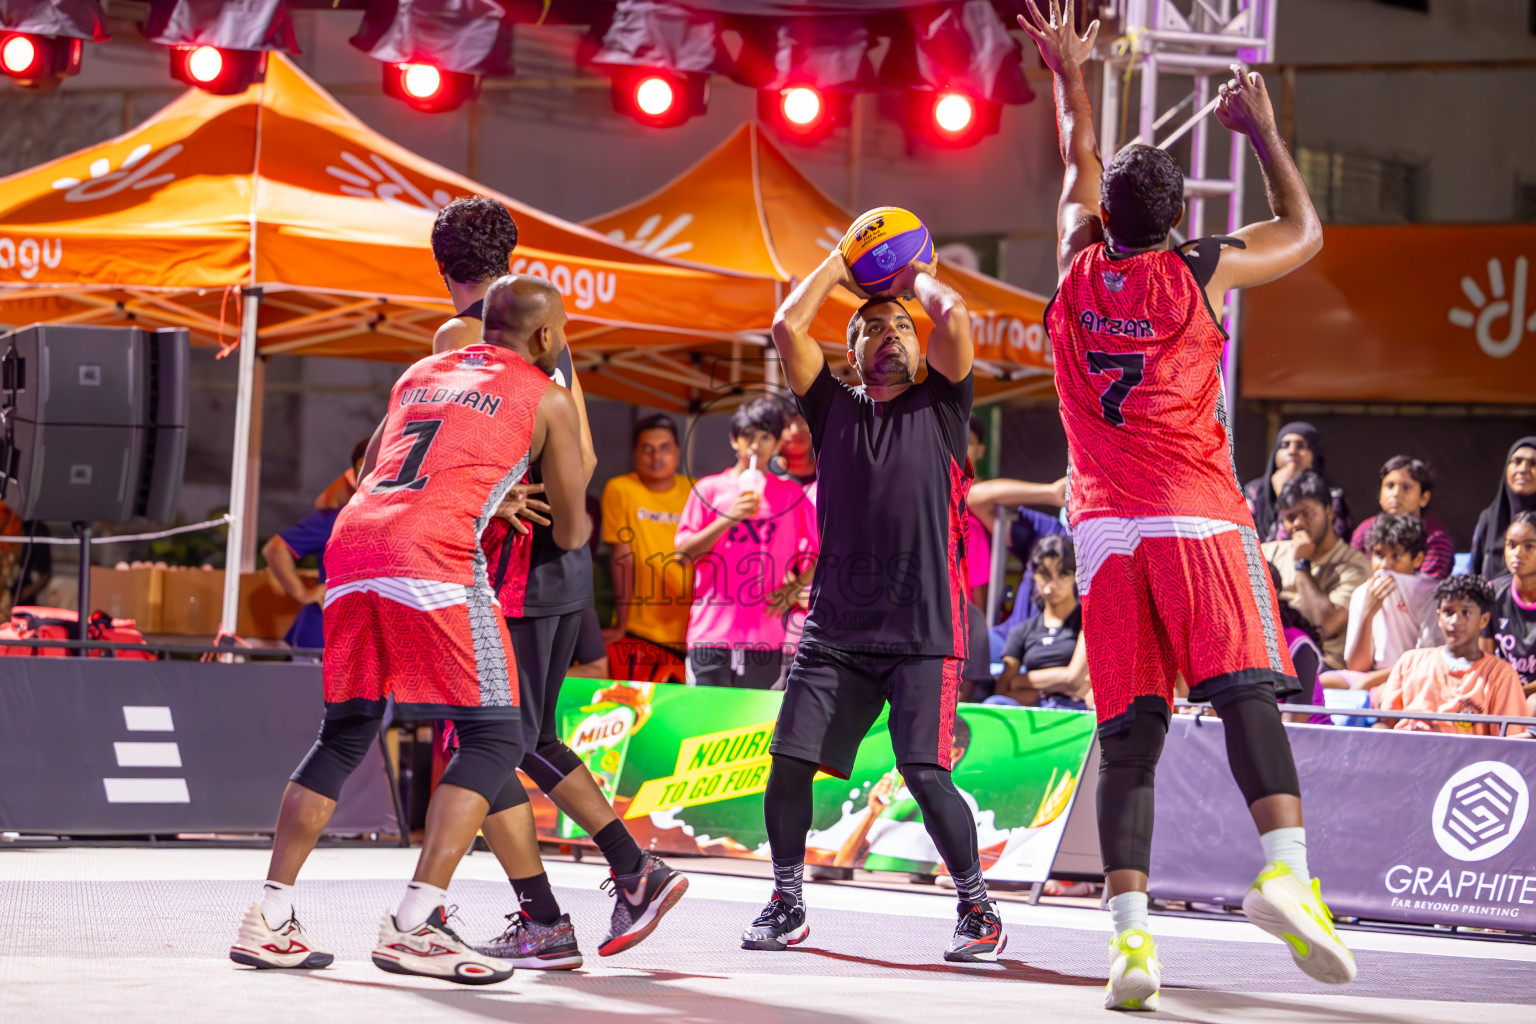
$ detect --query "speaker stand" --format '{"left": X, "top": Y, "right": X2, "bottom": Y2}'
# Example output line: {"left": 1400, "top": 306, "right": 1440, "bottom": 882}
{"left": 73, "top": 520, "right": 92, "bottom": 653}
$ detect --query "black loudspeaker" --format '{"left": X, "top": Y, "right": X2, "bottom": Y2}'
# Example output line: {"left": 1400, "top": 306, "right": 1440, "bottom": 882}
{"left": 0, "top": 325, "right": 189, "bottom": 523}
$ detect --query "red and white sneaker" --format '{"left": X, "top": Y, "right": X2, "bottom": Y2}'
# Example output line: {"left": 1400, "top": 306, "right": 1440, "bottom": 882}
{"left": 230, "top": 903, "right": 334, "bottom": 970}
{"left": 598, "top": 852, "right": 689, "bottom": 957}
{"left": 371, "top": 906, "right": 514, "bottom": 985}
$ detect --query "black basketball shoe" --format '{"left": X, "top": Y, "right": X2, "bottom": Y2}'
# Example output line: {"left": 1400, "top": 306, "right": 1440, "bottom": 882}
{"left": 944, "top": 899, "right": 1007, "bottom": 962}
{"left": 598, "top": 851, "right": 689, "bottom": 956}
{"left": 740, "top": 890, "right": 809, "bottom": 951}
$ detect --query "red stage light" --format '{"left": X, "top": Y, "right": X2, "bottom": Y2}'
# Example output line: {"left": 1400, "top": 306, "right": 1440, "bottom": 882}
{"left": 186, "top": 45, "right": 223, "bottom": 84}
{"left": 934, "top": 93, "right": 975, "bottom": 135}
{"left": 401, "top": 63, "right": 442, "bottom": 100}
{"left": 635, "top": 76, "right": 675, "bottom": 117}
{"left": 1, "top": 34, "right": 38, "bottom": 76}
{"left": 781, "top": 87, "right": 822, "bottom": 127}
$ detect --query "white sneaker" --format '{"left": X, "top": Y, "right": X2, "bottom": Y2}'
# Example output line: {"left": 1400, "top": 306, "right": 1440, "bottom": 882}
{"left": 230, "top": 902, "right": 334, "bottom": 969}
{"left": 1242, "top": 862, "right": 1357, "bottom": 985}
{"left": 1104, "top": 928, "right": 1161, "bottom": 1012}
{"left": 372, "top": 906, "right": 514, "bottom": 985}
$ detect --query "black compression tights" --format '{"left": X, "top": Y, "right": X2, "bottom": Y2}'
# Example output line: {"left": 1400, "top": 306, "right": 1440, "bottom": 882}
{"left": 900, "top": 764, "right": 982, "bottom": 882}
{"left": 1098, "top": 688, "right": 1302, "bottom": 875}
{"left": 763, "top": 754, "right": 817, "bottom": 863}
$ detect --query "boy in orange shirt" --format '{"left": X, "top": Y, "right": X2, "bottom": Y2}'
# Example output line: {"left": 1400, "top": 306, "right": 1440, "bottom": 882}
{"left": 1375, "top": 575, "right": 1529, "bottom": 737}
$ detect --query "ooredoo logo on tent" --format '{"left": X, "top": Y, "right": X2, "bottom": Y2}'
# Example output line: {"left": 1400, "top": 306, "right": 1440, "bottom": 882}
{"left": 1430, "top": 761, "right": 1530, "bottom": 862}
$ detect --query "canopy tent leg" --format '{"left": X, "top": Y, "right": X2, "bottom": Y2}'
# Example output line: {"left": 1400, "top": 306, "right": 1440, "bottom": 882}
{"left": 220, "top": 288, "right": 263, "bottom": 639}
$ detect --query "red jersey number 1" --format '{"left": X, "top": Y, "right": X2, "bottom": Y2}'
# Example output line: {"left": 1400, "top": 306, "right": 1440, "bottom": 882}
{"left": 1086, "top": 351, "right": 1146, "bottom": 427}
{"left": 373, "top": 419, "right": 442, "bottom": 493}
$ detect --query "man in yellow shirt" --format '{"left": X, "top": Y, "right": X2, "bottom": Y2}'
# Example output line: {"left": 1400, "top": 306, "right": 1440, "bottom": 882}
{"left": 601, "top": 414, "right": 693, "bottom": 681}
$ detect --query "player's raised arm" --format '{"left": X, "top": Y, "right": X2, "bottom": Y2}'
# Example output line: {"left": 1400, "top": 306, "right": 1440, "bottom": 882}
{"left": 771, "top": 252, "right": 858, "bottom": 396}
{"left": 1201, "top": 64, "right": 1323, "bottom": 314}
{"left": 1019, "top": 0, "right": 1104, "bottom": 282}
{"left": 530, "top": 385, "right": 591, "bottom": 551}
{"left": 893, "top": 260, "right": 972, "bottom": 383}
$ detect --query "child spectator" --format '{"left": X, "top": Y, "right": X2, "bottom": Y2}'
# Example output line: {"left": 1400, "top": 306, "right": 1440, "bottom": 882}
{"left": 1349, "top": 456, "right": 1455, "bottom": 579}
{"left": 1263, "top": 470, "right": 1371, "bottom": 669}
{"left": 1339, "top": 514, "right": 1441, "bottom": 684}
{"left": 1471, "top": 437, "right": 1536, "bottom": 581}
{"left": 1375, "top": 575, "right": 1528, "bottom": 737}
{"left": 1485, "top": 511, "right": 1536, "bottom": 715}
{"left": 674, "top": 398, "right": 818, "bottom": 689}
{"left": 991, "top": 536, "right": 1088, "bottom": 710}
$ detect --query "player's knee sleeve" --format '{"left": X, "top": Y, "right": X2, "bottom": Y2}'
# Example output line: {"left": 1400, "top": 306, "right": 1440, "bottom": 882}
{"left": 439, "top": 719, "right": 523, "bottom": 804}
{"left": 900, "top": 764, "right": 981, "bottom": 875}
{"left": 520, "top": 740, "right": 585, "bottom": 794}
{"left": 1096, "top": 697, "right": 1170, "bottom": 876}
{"left": 1208, "top": 684, "right": 1300, "bottom": 805}
{"left": 486, "top": 772, "right": 532, "bottom": 816}
{"left": 763, "top": 754, "right": 817, "bottom": 863}
{"left": 290, "top": 714, "right": 380, "bottom": 801}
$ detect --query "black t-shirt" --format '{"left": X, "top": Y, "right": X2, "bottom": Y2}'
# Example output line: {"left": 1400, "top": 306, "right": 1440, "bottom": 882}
{"left": 1485, "top": 576, "right": 1536, "bottom": 687}
{"left": 489, "top": 346, "right": 594, "bottom": 617}
{"left": 795, "top": 362, "right": 974, "bottom": 658}
{"left": 1003, "top": 606, "right": 1082, "bottom": 673}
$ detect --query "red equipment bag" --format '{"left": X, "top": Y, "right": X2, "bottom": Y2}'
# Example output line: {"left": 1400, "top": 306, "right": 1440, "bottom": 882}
{"left": 0, "top": 606, "right": 155, "bottom": 659}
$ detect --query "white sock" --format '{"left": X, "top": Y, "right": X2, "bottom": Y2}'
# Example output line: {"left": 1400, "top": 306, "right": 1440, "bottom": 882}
{"left": 259, "top": 880, "right": 293, "bottom": 930}
{"left": 1259, "top": 826, "right": 1310, "bottom": 883}
{"left": 396, "top": 882, "right": 450, "bottom": 932}
{"left": 1108, "top": 891, "right": 1150, "bottom": 936}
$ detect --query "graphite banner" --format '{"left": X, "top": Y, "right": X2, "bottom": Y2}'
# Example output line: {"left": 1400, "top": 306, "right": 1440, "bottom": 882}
{"left": 526, "top": 680, "right": 1096, "bottom": 883}
{"left": 1151, "top": 717, "right": 1536, "bottom": 933}
{"left": 0, "top": 659, "right": 394, "bottom": 836}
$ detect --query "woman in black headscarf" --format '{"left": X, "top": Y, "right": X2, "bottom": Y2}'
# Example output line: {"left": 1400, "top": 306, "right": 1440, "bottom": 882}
{"left": 1243, "top": 422, "right": 1351, "bottom": 542}
{"left": 1470, "top": 437, "right": 1536, "bottom": 580}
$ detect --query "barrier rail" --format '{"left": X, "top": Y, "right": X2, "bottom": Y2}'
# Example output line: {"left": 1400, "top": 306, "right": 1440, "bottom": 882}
{"left": 1178, "top": 698, "right": 1536, "bottom": 738}
{"left": 0, "top": 637, "right": 323, "bottom": 659}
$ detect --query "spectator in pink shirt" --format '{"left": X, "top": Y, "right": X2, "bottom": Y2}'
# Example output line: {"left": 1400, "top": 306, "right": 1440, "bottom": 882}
{"left": 675, "top": 397, "right": 819, "bottom": 688}
{"left": 1349, "top": 456, "right": 1455, "bottom": 579}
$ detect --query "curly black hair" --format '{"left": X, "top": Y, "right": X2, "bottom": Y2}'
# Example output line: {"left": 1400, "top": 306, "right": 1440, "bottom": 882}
{"left": 1365, "top": 513, "right": 1428, "bottom": 560}
{"left": 1434, "top": 574, "right": 1494, "bottom": 614}
{"left": 1101, "top": 144, "right": 1185, "bottom": 250}
{"left": 1278, "top": 469, "right": 1332, "bottom": 512}
{"left": 430, "top": 196, "right": 518, "bottom": 285}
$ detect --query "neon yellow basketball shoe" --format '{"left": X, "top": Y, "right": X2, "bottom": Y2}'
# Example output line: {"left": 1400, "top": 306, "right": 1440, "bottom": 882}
{"left": 1104, "top": 928, "right": 1161, "bottom": 1011}
{"left": 1242, "top": 862, "right": 1357, "bottom": 984}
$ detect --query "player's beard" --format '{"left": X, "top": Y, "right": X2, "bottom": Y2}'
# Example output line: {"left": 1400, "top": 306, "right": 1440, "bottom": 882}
{"left": 864, "top": 343, "right": 914, "bottom": 386}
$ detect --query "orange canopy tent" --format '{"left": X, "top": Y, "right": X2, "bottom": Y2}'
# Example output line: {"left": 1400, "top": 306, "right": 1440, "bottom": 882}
{"left": 586, "top": 123, "right": 1056, "bottom": 404}
{"left": 0, "top": 54, "right": 779, "bottom": 634}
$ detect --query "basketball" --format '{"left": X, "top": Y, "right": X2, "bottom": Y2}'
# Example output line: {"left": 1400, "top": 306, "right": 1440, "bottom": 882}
{"left": 839, "top": 206, "right": 934, "bottom": 296}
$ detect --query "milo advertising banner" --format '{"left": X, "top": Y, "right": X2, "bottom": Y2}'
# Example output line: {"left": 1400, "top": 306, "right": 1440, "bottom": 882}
{"left": 537, "top": 680, "right": 1095, "bottom": 883}
{"left": 1151, "top": 717, "right": 1536, "bottom": 933}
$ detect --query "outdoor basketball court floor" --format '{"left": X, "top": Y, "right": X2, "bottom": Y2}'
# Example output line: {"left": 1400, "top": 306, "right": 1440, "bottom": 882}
{"left": 2, "top": 846, "right": 1531, "bottom": 1023}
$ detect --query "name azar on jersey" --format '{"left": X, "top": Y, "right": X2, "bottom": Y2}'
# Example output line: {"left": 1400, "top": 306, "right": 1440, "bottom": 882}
{"left": 396, "top": 385, "right": 504, "bottom": 418}
{"left": 1079, "top": 309, "right": 1155, "bottom": 338}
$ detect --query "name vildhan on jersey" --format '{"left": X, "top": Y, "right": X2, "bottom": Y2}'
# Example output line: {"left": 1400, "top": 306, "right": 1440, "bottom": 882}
{"left": 396, "top": 386, "right": 505, "bottom": 417}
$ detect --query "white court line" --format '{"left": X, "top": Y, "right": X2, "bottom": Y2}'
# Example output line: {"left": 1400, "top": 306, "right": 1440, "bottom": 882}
{"left": 1, "top": 846, "right": 1530, "bottom": 964}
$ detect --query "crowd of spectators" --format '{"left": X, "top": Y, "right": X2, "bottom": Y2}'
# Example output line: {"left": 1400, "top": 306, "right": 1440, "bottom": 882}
{"left": 364, "top": 404, "right": 1530, "bottom": 740}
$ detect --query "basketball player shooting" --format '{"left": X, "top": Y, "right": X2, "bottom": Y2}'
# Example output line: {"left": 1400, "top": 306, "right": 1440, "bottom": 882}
{"left": 1019, "top": 0, "right": 1355, "bottom": 1010}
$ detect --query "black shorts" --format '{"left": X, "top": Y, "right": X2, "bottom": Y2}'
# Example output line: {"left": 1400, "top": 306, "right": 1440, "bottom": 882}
{"left": 506, "top": 611, "right": 584, "bottom": 753}
{"left": 686, "top": 644, "right": 788, "bottom": 689}
{"left": 769, "top": 641, "right": 963, "bottom": 779}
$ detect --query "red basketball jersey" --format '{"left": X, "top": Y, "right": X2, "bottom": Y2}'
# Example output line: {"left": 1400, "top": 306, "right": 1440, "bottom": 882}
{"left": 326, "top": 344, "right": 551, "bottom": 587}
{"left": 1047, "top": 241, "right": 1249, "bottom": 526}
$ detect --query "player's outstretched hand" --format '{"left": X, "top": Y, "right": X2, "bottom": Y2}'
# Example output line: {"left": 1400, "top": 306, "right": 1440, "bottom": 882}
{"left": 1017, "top": 0, "right": 1099, "bottom": 76}
{"left": 495, "top": 481, "right": 550, "bottom": 534}
{"left": 1214, "top": 63, "right": 1276, "bottom": 139}
{"left": 889, "top": 254, "right": 938, "bottom": 300}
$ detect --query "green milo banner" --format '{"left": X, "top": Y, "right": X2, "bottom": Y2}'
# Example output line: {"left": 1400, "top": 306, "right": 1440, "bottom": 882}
{"left": 538, "top": 680, "right": 1095, "bottom": 883}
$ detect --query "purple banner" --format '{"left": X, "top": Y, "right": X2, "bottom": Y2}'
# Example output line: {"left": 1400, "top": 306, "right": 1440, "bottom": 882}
{"left": 1151, "top": 717, "right": 1536, "bottom": 933}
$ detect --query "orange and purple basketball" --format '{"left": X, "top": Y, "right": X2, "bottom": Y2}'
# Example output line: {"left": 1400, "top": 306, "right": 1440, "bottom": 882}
{"left": 839, "top": 207, "right": 934, "bottom": 296}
